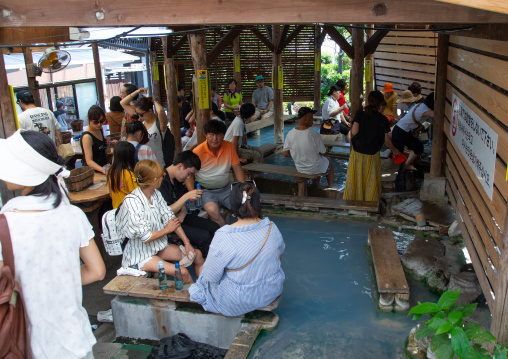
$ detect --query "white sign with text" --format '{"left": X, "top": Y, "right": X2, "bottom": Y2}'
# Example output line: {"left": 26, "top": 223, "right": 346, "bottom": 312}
{"left": 450, "top": 93, "right": 498, "bottom": 200}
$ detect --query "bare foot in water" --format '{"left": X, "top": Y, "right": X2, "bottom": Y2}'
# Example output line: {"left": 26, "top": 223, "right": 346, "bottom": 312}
{"left": 404, "top": 163, "right": 417, "bottom": 171}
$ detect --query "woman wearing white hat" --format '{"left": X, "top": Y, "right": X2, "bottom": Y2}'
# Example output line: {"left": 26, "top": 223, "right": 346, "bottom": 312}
{"left": 0, "top": 130, "right": 105, "bottom": 359}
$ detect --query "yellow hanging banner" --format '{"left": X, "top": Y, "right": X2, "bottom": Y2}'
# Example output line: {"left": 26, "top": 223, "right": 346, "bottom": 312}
{"left": 153, "top": 62, "right": 159, "bottom": 81}
{"left": 234, "top": 54, "right": 240, "bottom": 73}
{"left": 278, "top": 66, "right": 283, "bottom": 90}
{"left": 197, "top": 70, "right": 209, "bottom": 110}
{"left": 9, "top": 86, "right": 19, "bottom": 129}
{"left": 315, "top": 54, "right": 320, "bottom": 72}
{"left": 365, "top": 60, "right": 371, "bottom": 82}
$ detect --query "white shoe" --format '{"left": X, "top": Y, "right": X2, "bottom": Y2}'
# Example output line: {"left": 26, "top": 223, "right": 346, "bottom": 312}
{"left": 97, "top": 309, "right": 113, "bottom": 323}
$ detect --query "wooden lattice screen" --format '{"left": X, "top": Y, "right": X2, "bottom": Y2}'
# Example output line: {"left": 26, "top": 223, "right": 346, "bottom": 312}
{"left": 374, "top": 30, "right": 437, "bottom": 96}
{"left": 155, "top": 26, "right": 315, "bottom": 107}
{"left": 443, "top": 35, "right": 508, "bottom": 312}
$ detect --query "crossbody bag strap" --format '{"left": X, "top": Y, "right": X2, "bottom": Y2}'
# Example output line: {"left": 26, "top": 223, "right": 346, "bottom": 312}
{"left": 225, "top": 222, "right": 272, "bottom": 272}
{"left": 411, "top": 103, "right": 424, "bottom": 128}
{"left": 0, "top": 214, "right": 15, "bottom": 275}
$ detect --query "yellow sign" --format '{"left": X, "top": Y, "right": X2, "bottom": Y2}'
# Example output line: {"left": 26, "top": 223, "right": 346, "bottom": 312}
{"left": 278, "top": 66, "right": 283, "bottom": 90}
{"left": 153, "top": 62, "right": 159, "bottom": 81}
{"left": 234, "top": 54, "right": 240, "bottom": 72}
{"left": 365, "top": 60, "right": 371, "bottom": 82}
{"left": 506, "top": 166, "right": 508, "bottom": 181}
{"left": 197, "top": 70, "right": 209, "bottom": 110}
{"left": 9, "top": 86, "right": 19, "bottom": 129}
{"left": 315, "top": 54, "right": 320, "bottom": 72}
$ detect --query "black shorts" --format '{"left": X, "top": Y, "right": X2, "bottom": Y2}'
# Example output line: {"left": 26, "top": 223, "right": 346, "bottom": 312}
{"left": 391, "top": 126, "right": 424, "bottom": 155}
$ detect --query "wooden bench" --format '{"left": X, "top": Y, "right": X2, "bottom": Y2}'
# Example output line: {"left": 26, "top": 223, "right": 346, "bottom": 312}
{"left": 242, "top": 163, "right": 324, "bottom": 197}
{"left": 245, "top": 114, "right": 295, "bottom": 133}
{"left": 103, "top": 275, "right": 280, "bottom": 312}
{"left": 257, "top": 143, "right": 279, "bottom": 157}
{"left": 368, "top": 228, "right": 410, "bottom": 312}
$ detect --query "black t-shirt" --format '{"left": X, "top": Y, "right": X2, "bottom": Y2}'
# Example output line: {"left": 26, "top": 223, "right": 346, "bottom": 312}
{"left": 159, "top": 168, "right": 187, "bottom": 206}
{"left": 181, "top": 101, "right": 192, "bottom": 129}
{"left": 351, "top": 111, "right": 390, "bottom": 155}
{"left": 80, "top": 130, "right": 108, "bottom": 167}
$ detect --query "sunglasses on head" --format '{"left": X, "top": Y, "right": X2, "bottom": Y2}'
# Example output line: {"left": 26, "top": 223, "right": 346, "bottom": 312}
{"left": 136, "top": 111, "right": 147, "bottom": 118}
{"left": 230, "top": 180, "right": 256, "bottom": 191}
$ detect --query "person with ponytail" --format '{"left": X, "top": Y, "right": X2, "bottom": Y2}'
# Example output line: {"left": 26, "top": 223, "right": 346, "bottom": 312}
{"left": 343, "top": 91, "right": 401, "bottom": 201}
{"left": 0, "top": 130, "right": 105, "bottom": 358}
{"left": 189, "top": 181, "right": 285, "bottom": 316}
{"left": 106, "top": 141, "right": 138, "bottom": 208}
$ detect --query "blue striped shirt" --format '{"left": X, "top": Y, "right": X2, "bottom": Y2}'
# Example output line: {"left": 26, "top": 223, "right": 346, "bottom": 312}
{"left": 189, "top": 217, "right": 285, "bottom": 316}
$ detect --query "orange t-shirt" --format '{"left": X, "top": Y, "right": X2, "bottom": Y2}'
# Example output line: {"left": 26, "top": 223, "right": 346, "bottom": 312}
{"left": 193, "top": 140, "right": 240, "bottom": 189}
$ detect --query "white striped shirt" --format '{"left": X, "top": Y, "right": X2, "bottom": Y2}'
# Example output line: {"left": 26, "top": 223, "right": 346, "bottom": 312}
{"left": 116, "top": 187, "right": 175, "bottom": 267}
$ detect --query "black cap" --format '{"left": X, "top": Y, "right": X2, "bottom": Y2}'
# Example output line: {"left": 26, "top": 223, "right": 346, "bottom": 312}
{"left": 297, "top": 107, "right": 317, "bottom": 119}
{"left": 16, "top": 90, "right": 34, "bottom": 103}
{"left": 55, "top": 101, "right": 64, "bottom": 108}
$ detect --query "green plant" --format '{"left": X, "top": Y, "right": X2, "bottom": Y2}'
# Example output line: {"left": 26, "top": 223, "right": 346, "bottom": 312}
{"left": 409, "top": 290, "right": 507, "bottom": 359}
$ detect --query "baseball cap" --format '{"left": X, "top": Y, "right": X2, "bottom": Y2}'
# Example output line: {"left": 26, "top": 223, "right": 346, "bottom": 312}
{"left": 297, "top": 107, "right": 317, "bottom": 118}
{"left": 255, "top": 75, "right": 264, "bottom": 82}
{"left": 56, "top": 101, "right": 64, "bottom": 108}
{"left": 16, "top": 90, "right": 34, "bottom": 103}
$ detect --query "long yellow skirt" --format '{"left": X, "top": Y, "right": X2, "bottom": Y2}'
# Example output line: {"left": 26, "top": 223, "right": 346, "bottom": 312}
{"left": 343, "top": 148, "right": 382, "bottom": 201}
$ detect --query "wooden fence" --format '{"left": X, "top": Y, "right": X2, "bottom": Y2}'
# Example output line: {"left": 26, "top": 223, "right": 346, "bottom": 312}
{"left": 443, "top": 34, "right": 508, "bottom": 316}
{"left": 374, "top": 30, "right": 437, "bottom": 96}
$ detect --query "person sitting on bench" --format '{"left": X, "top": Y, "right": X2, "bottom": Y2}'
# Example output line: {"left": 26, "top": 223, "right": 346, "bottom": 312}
{"left": 189, "top": 181, "right": 285, "bottom": 316}
{"left": 283, "top": 107, "right": 335, "bottom": 187}
{"left": 159, "top": 151, "right": 220, "bottom": 257}
{"left": 116, "top": 159, "right": 204, "bottom": 283}
{"left": 185, "top": 120, "right": 245, "bottom": 227}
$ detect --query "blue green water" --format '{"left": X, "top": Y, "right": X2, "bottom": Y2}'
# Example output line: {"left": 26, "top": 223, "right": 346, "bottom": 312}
{"left": 248, "top": 215, "right": 438, "bottom": 359}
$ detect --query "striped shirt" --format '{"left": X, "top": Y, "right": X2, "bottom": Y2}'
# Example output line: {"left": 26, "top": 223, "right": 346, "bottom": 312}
{"left": 116, "top": 187, "right": 175, "bottom": 267}
{"left": 189, "top": 217, "right": 285, "bottom": 316}
{"left": 128, "top": 140, "right": 157, "bottom": 162}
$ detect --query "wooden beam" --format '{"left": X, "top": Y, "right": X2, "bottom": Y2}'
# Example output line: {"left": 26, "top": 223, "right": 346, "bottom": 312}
{"left": 323, "top": 25, "right": 354, "bottom": 59}
{"left": 429, "top": 33, "right": 448, "bottom": 177}
{"left": 279, "top": 25, "right": 305, "bottom": 53}
{"left": 275, "top": 25, "right": 290, "bottom": 54}
{"left": 92, "top": 43, "right": 105, "bottom": 111}
{"left": 249, "top": 27, "right": 274, "bottom": 52}
{"left": 206, "top": 27, "right": 243, "bottom": 65}
{"left": 433, "top": 23, "right": 508, "bottom": 42}
{"left": 272, "top": 25, "right": 284, "bottom": 144}
{"left": 172, "top": 35, "right": 188, "bottom": 55}
{"left": 314, "top": 25, "right": 322, "bottom": 113}
{"left": 433, "top": 0, "right": 508, "bottom": 15}
{"left": 21, "top": 47, "right": 40, "bottom": 107}
{"left": 0, "top": 53, "right": 17, "bottom": 139}
{"left": 265, "top": 26, "right": 273, "bottom": 43}
{"left": 364, "top": 28, "right": 390, "bottom": 56}
{"left": 4, "top": 1, "right": 508, "bottom": 26}
{"left": 0, "top": 27, "right": 70, "bottom": 45}
{"left": 317, "top": 26, "right": 327, "bottom": 47}
{"left": 350, "top": 27, "right": 364, "bottom": 118}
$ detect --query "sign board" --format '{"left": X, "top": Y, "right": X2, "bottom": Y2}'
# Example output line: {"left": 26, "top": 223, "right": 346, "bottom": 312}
{"left": 234, "top": 54, "right": 240, "bottom": 72}
{"left": 315, "top": 54, "right": 320, "bottom": 72}
{"left": 152, "top": 62, "right": 159, "bottom": 81}
{"left": 197, "top": 70, "right": 209, "bottom": 110}
{"left": 365, "top": 60, "right": 371, "bottom": 82}
{"left": 278, "top": 66, "right": 283, "bottom": 89}
{"left": 450, "top": 93, "right": 498, "bottom": 199}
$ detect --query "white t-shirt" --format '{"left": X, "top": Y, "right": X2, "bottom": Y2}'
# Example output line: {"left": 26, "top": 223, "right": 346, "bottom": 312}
{"left": 145, "top": 121, "right": 166, "bottom": 167}
{"left": 0, "top": 203, "right": 96, "bottom": 358}
{"left": 224, "top": 116, "right": 245, "bottom": 143}
{"left": 397, "top": 103, "right": 431, "bottom": 132}
{"left": 283, "top": 128, "right": 329, "bottom": 174}
{"left": 18, "top": 107, "right": 60, "bottom": 143}
{"left": 322, "top": 96, "right": 341, "bottom": 120}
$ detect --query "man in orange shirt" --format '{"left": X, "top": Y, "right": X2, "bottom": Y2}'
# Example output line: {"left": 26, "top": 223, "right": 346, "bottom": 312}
{"left": 185, "top": 120, "right": 245, "bottom": 226}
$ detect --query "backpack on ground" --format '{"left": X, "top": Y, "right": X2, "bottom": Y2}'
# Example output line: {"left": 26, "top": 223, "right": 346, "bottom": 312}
{"left": 101, "top": 204, "right": 126, "bottom": 256}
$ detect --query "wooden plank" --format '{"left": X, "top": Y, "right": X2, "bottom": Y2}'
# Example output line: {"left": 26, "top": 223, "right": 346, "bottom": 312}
{"left": 376, "top": 44, "right": 437, "bottom": 56}
{"left": 249, "top": 27, "right": 274, "bottom": 52}
{"left": 321, "top": 135, "right": 351, "bottom": 149}
{"left": 375, "top": 51, "right": 437, "bottom": 65}
{"left": 445, "top": 181, "right": 495, "bottom": 307}
{"left": 448, "top": 46, "right": 508, "bottom": 94}
{"left": 374, "top": 59, "right": 436, "bottom": 74}
{"left": 207, "top": 27, "right": 243, "bottom": 65}
{"left": 368, "top": 228, "right": 409, "bottom": 294}
{"left": 0, "top": 27, "right": 70, "bottom": 45}
{"left": 323, "top": 25, "right": 354, "bottom": 59}
{"left": 447, "top": 65, "right": 508, "bottom": 128}
{"left": 364, "top": 29, "right": 390, "bottom": 56}
{"left": 450, "top": 34, "right": 508, "bottom": 58}
{"left": 103, "top": 275, "right": 139, "bottom": 296}
{"left": 381, "top": 36, "right": 437, "bottom": 47}
{"left": 261, "top": 193, "right": 379, "bottom": 212}
{"left": 0, "top": 52, "right": 17, "bottom": 138}
{"left": 434, "top": 0, "right": 508, "bottom": 15}
{"left": 257, "top": 143, "right": 279, "bottom": 157}
{"left": 376, "top": 75, "right": 435, "bottom": 90}
{"left": 243, "top": 163, "right": 323, "bottom": 179}
{"left": 128, "top": 277, "right": 193, "bottom": 302}
{"left": 376, "top": 66, "right": 435, "bottom": 82}
{"left": 384, "top": 31, "right": 437, "bottom": 38}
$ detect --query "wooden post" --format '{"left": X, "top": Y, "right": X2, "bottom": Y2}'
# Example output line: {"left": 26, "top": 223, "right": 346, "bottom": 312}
{"left": 150, "top": 38, "right": 161, "bottom": 103}
{"left": 314, "top": 25, "right": 322, "bottom": 113}
{"left": 233, "top": 37, "right": 242, "bottom": 92}
{"left": 92, "top": 43, "right": 105, "bottom": 111}
{"left": 162, "top": 37, "right": 182, "bottom": 156}
{"left": 430, "top": 34, "right": 449, "bottom": 178}
{"left": 272, "top": 25, "right": 284, "bottom": 144}
{"left": 350, "top": 26, "right": 365, "bottom": 118}
{"left": 188, "top": 31, "right": 210, "bottom": 145}
{"left": 0, "top": 53, "right": 17, "bottom": 138}
{"left": 365, "top": 25, "right": 375, "bottom": 101}
{"left": 22, "top": 47, "right": 40, "bottom": 107}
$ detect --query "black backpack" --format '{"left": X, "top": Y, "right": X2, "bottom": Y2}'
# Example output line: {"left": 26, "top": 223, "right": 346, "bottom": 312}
{"left": 155, "top": 117, "right": 175, "bottom": 167}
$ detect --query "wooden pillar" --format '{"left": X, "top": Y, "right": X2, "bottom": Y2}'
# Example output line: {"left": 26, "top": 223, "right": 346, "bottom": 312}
{"left": 0, "top": 53, "right": 17, "bottom": 138}
{"left": 233, "top": 37, "right": 242, "bottom": 92}
{"left": 162, "top": 37, "right": 182, "bottom": 155}
{"left": 314, "top": 25, "right": 322, "bottom": 113}
{"left": 272, "top": 25, "right": 284, "bottom": 144}
{"left": 350, "top": 27, "right": 365, "bottom": 118}
{"left": 22, "top": 47, "right": 40, "bottom": 107}
{"left": 188, "top": 31, "right": 210, "bottom": 145}
{"left": 365, "top": 25, "right": 375, "bottom": 101}
{"left": 430, "top": 34, "right": 449, "bottom": 178}
{"left": 150, "top": 38, "right": 161, "bottom": 103}
{"left": 92, "top": 43, "right": 105, "bottom": 111}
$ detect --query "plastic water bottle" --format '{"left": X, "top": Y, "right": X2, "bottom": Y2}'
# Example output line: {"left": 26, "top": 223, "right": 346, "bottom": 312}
{"left": 195, "top": 183, "right": 203, "bottom": 209}
{"left": 174, "top": 263, "right": 184, "bottom": 290}
{"left": 185, "top": 200, "right": 191, "bottom": 214}
{"left": 158, "top": 261, "right": 167, "bottom": 290}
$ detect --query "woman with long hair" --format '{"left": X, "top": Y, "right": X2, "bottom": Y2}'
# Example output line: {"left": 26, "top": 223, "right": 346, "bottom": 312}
{"left": 125, "top": 120, "right": 157, "bottom": 162}
{"left": 223, "top": 79, "right": 243, "bottom": 123}
{"left": 343, "top": 91, "right": 401, "bottom": 201}
{"left": 189, "top": 181, "right": 285, "bottom": 316}
{"left": 81, "top": 105, "right": 109, "bottom": 173}
{"left": 0, "top": 130, "right": 105, "bottom": 358}
{"left": 107, "top": 141, "right": 137, "bottom": 208}
{"left": 115, "top": 160, "right": 204, "bottom": 283}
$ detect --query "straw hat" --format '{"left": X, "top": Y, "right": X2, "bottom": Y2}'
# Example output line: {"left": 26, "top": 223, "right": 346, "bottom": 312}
{"left": 381, "top": 83, "right": 394, "bottom": 92}
{"left": 397, "top": 90, "right": 419, "bottom": 104}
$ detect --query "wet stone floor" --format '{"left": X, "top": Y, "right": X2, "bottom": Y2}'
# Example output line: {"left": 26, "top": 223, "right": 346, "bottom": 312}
{"left": 248, "top": 214, "right": 438, "bottom": 359}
